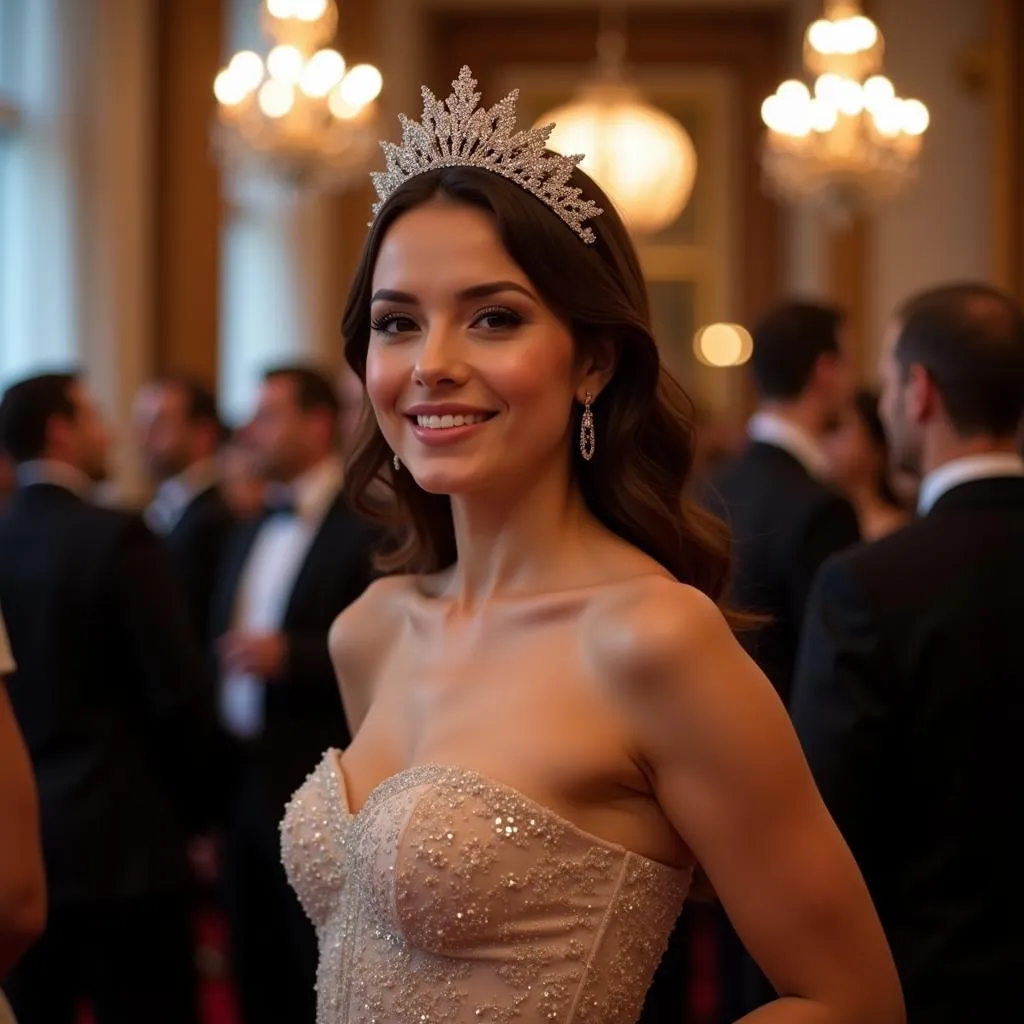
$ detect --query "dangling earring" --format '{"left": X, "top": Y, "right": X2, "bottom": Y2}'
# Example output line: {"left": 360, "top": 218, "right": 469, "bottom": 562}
{"left": 392, "top": 453, "right": 401, "bottom": 472}
{"left": 579, "top": 391, "right": 596, "bottom": 462}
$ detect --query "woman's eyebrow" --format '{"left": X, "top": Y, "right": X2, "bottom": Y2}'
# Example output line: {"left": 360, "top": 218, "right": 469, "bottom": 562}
{"left": 369, "top": 281, "right": 538, "bottom": 305}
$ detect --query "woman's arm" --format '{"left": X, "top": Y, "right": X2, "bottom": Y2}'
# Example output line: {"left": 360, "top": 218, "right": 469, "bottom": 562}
{"left": 600, "top": 581, "right": 903, "bottom": 1024}
{"left": 0, "top": 683, "right": 45, "bottom": 978}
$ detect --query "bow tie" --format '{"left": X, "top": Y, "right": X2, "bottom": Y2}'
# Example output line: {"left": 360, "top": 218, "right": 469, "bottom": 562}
{"left": 264, "top": 495, "right": 298, "bottom": 519}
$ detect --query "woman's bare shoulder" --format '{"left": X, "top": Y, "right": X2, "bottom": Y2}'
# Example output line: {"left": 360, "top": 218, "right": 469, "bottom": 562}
{"left": 584, "top": 575, "right": 734, "bottom": 699}
{"left": 329, "top": 574, "right": 417, "bottom": 659}
{"left": 329, "top": 574, "right": 420, "bottom": 732}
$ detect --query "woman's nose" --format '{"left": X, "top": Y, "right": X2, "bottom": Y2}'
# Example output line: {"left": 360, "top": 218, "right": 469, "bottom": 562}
{"left": 412, "top": 326, "right": 467, "bottom": 388}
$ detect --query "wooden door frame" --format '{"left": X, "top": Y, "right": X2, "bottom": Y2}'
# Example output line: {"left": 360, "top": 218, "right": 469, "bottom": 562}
{"left": 991, "top": 0, "right": 1024, "bottom": 299}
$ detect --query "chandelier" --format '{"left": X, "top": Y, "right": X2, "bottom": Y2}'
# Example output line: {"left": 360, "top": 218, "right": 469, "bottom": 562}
{"left": 760, "top": 0, "right": 929, "bottom": 223}
{"left": 212, "top": 0, "right": 383, "bottom": 191}
{"left": 538, "top": 12, "right": 697, "bottom": 237}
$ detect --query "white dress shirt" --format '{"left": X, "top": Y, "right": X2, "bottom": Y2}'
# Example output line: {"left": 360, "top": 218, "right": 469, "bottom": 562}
{"left": 145, "top": 457, "right": 221, "bottom": 535}
{"left": 916, "top": 451, "right": 1024, "bottom": 516}
{"left": 747, "top": 411, "right": 831, "bottom": 480}
{"left": 219, "top": 456, "right": 343, "bottom": 739}
{"left": 16, "top": 459, "right": 94, "bottom": 499}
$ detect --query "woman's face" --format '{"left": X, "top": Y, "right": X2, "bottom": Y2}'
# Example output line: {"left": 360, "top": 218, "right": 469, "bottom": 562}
{"left": 365, "top": 200, "right": 593, "bottom": 496}
{"left": 824, "top": 407, "right": 878, "bottom": 490}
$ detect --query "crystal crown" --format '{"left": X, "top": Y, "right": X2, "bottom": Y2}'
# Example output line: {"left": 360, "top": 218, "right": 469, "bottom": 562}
{"left": 370, "top": 66, "right": 604, "bottom": 244}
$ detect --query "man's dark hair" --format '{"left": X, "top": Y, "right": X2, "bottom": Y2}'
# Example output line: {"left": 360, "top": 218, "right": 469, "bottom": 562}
{"left": 750, "top": 301, "right": 844, "bottom": 400}
{"left": 0, "top": 372, "right": 80, "bottom": 463}
{"left": 264, "top": 365, "right": 340, "bottom": 419}
{"left": 155, "top": 375, "right": 226, "bottom": 442}
{"left": 894, "top": 282, "right": 1024, "bottom": 437}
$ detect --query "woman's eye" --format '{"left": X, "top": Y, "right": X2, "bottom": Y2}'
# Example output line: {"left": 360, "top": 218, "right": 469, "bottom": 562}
{"left": 370, "top": 313, "right": 418, "bottom": 335}
{"left": 472, "top": 306, "right": 523, "bottom": 331}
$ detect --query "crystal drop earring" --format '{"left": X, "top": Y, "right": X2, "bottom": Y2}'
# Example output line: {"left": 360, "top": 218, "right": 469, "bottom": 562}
{"left": 393, "top": 453, "right": 401, "bottom": 472}
{"left": 579, "top": 392, "right": 595, "bottom": 462}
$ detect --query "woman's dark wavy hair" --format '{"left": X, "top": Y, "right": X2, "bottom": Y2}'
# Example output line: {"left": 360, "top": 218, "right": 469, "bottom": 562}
{"left": 341, "top": 164, "right": 739, "bottom": 618}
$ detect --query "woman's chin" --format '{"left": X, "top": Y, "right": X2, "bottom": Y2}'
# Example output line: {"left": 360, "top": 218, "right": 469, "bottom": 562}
{"left": 401, "top": 460, "right": 504, "bottom": 497}
{"left": 404, "top": 466, "right": 480, "bottom": 496}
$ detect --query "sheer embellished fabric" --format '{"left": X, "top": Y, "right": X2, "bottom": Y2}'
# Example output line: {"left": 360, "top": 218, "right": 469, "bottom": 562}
{"left": 281, "top": 751, "right": 692, "bottom": 1024}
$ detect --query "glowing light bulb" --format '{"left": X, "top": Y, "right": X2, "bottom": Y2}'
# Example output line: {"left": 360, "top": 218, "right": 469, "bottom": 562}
{"left": 761, "top": 95, "right": 786, "bottom": 133}
{"left": 809, "top": 98, "right": 838, "bottom": 133}
{"left": 266, "top": 0, "right": 294, "bottom": 17}
{"left": 871, "top": 100, "right": 903, "bottom": 138}
{"left": 338, "top": 64, "right": 383, "bottom": 107}
{"left": 258, "top": 79, "right": 295, "bottom": 118}
{"left": 863, "top": 75, "right": 895, "bottom": 113}
{"left": 900, "top": 99, "right": 930, "bottom": 136}
{"left": 777, "top": 79, "right": 811, "bottom": 107}
{"left": 267, "top": 45, "right": 303, "bottom": 83}
{"left": 328, "top": 88, "right": 361, "bottom": 120}
{"left": 292, "top": 0, "right": 328, "bottom": 20}
{"left": 299, "top": 49, "right": 346, "bottom": 98}
{"left": 214, "top": 69, "right": 248, "bottom": 106}
{"left": 814, "top": 73, "right": 844, "bottom": 106}
{"left": 227, "top": 50, "right": 264, "bottom": 94}
{"left": 807, "top": 19, "right": 835, "bottom": 54}
{"left": 848, "top": 16, "right": 880, "bottom": 52}
{"left": 695, "top": 324, "right": 752, "bottom": 368}
{"left": 835, "top": 78, "right": 865, "bottom": 116}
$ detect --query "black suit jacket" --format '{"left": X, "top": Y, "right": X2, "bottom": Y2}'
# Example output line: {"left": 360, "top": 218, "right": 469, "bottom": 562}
{"left": 792, "top": 475, "right": 1024, "bottom": 1023}
{"left": 706, "top": 441, "right": 860, "bottom": 702}
{"left": 211, "top": 489, "right": 377, "bottom": 818}
{"left": 0, "top": 483, "right": 211, "bottom": 905}
{"left": 162, "top": 484, "right": 235, "bottom": 647}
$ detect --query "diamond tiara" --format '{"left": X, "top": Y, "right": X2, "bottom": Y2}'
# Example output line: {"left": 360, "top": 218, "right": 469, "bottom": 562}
{"left": 370, "top": 66, "right": 604, "bottom": 244}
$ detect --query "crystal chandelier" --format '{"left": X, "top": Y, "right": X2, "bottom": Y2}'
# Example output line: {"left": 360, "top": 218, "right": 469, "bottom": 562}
{"left": 538, "top": 11, "right": 697, "bottom": 237}
{"left": 760, "top": 0, "right": 929, "bottom": 223}
{"left": 212, "top": 0, "right": 383, "bottom": 192}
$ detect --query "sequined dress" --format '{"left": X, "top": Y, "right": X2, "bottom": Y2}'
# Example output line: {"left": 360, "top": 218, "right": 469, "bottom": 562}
{"left": 281, "top": 750, "right": 692, "bottom": 1024}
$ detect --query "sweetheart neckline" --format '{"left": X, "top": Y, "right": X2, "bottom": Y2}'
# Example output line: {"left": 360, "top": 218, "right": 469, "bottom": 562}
{"left": 324, "top": 749, "right": 691, "bottom": 875}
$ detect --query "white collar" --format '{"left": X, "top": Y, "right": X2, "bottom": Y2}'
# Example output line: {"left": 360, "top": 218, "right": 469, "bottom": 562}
{"left": 747, "top": 411, "right": 831, "bottom": 480}
{"left": 147, "top": 457, "right": 221, "bottom": 533}
{"left": 16, "top": 459, "right": 95, "bottom": 500}
{"left": 266, "top": 456, "right": 343, "bottom": 523}
{"left": 153, "top": 457, "right": 220, "bottom": 510}
{"left": 917, "top": 451, "right": 1024, "bottom": 515}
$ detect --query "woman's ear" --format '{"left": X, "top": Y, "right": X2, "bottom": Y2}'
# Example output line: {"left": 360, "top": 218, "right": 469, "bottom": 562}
{"left": 577, "top": 336, "right": 620, "bottom": 401}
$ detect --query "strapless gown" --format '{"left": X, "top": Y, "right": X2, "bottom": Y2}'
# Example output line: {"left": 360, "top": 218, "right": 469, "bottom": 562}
{"left": 281, "top": 750, "right": 692, "bottom": 1024}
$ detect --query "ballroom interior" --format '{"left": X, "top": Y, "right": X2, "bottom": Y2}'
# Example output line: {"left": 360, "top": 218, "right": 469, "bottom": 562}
{"left": 1, "top": 2, "right": 1023, "bottom": 1023}
{"left": 1, "top": 0, "right": 1020, "bottom": 501}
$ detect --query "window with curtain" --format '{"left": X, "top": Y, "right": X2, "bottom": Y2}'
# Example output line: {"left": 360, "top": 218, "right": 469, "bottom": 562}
{"left": 0, "top": 0, "right": 79, "bottom": 391}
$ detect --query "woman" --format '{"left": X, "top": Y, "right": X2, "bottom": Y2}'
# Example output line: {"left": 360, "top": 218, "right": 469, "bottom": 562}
{"left": 826, "top": 388, "right": 910, "bottom": 540}
{"left": 281, "top": 68, "right": 903, "bottom": 1024}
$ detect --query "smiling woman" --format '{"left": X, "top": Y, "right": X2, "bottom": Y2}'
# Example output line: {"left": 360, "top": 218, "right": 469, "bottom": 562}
{"left": 343, "top": 164, "right": 733, "bottom": 592}
{"left": 279, "top": 68, "right": 904, "bottom": 1024}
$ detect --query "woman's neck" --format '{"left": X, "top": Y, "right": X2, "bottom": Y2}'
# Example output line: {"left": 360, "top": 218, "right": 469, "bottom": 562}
{"left": 847, "top": 480, "right": 908, "bottom": 539}
{"left": 442, "top": 459, "right": 599, "bottom": 609}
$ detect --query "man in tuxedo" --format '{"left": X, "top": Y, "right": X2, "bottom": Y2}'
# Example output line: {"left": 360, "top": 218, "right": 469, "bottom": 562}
{"left": 211, "top": 365, "right": 376, "bottom": 1024}
{"left": 686, "top": 302, "right": 860, "bottom": 1024}
{"left": 793, "top": 283, "right": 1024, "bottom": 1023}
{"left": 707, "top": 301, "right": 861, "bottom": 702}
{"left": 134, "top": 376, "right": 235, "bottom": 646}
{"left": 0, "top": 373, "right": 209, "bottom": 1023}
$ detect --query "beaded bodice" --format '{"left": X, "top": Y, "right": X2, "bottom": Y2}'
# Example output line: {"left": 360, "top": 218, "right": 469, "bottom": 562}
{"left": 281, "top": 750, "right": 692, "bottom": 1024}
